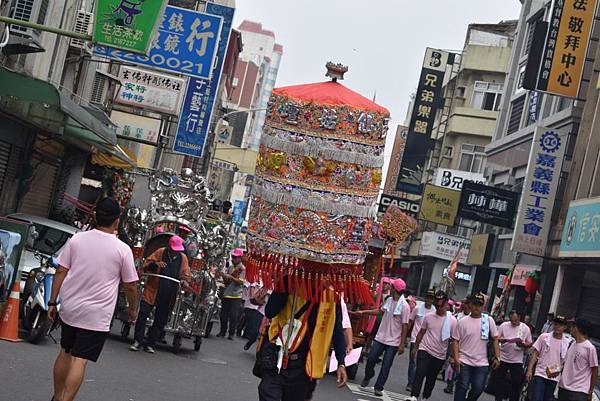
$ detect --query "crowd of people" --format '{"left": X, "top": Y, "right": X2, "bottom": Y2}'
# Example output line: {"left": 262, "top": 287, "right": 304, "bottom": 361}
{"left": 41, "top": 198, "right": 600, "bottom": 401}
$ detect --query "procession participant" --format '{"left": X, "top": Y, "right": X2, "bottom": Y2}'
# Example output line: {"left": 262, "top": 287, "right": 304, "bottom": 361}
{"left": 524, "top": 314, "right": 535, "bottom": 334}
{"left": 557, "top": 318, "right": 598, "bottom": 401}
{"left": 492, "top": 310, "right": 532, "bottom": 401}
{"left": 406, "top": 288, "right": 436, "bottom": 392}
{"left": 217, "top": 248, "right": 245, "bottom": 340}
{"left": 444, "top": 299, "right": 471, "bottom": 394}
{"left": 48, "top": 198, "right": 138, "bottom": 401}
{"left": 358, "top": 279, "right": 410, "bottom": 397}
{"left": 177, "top": 225, "right": 197, "bottom": 258}
{"left": 542, "top": 313, "right": 555, "bottom": 334}
{"left": 451, "top": 293, "right": 500, "bottom": 401}
{"left": 526, "top": 315, "right": 570, "bottom": 401}
{"left": 242, "top": 281, "right": 268, "bottom": 350}
{"left": 130, "top": 236, "right": 191, "bottom": 353}
{"left": 257, "top": 282, "right": 347, "bottom": 401}
{"left": 410, "top": 291, "right": 457, "bottom": 401}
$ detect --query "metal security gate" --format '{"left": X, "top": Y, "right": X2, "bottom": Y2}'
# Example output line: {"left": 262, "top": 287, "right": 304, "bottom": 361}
{"left": 18, "top": 155, "right": 59, "bottom": 217}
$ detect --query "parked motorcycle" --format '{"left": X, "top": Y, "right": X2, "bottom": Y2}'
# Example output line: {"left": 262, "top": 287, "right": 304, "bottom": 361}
{"left": 22, "top": 250, "right": 59, "bottom": 343}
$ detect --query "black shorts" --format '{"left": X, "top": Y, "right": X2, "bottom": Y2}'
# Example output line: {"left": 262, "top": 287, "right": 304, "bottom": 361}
{"left": 60, "top": 321, "right": 108, "bottom": 362}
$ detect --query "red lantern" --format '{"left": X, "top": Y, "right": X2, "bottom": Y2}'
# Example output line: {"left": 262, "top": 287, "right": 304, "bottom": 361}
{"left": 524, "top": 275, "right": 539, "bottom": 294}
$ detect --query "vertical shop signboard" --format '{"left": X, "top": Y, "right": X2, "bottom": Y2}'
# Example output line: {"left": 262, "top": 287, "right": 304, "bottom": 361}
{"left": 512, "top": 127, "right": 567, "bottom": 256}
{"left": 395, "top": 48, "right": 454, "bottom": 195}
{"left": 172, "top": 3, "right": 234, "bottom": 158}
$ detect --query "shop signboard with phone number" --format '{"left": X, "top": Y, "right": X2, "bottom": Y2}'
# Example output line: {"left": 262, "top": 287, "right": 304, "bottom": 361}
{"left": 94, "top": 6, "right": 223, "bottom": 79}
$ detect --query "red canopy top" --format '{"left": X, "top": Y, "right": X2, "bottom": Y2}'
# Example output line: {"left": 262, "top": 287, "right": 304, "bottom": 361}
{"left": 272, "top": 81, "right": 389, "bottom": 114}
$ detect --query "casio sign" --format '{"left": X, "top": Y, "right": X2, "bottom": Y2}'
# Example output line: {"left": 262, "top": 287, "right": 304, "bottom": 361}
{"left": 378, "top": 194, "right": 420, "bottom": 217}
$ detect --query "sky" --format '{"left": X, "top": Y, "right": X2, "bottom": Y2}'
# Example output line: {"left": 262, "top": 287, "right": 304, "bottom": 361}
{"left": 232, "top": 0, "right": 523, "bottom": 177}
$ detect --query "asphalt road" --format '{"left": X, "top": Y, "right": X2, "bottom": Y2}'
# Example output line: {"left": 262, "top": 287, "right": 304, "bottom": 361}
{"left": 1, "top": 325, "right": 495, "bottom": 401}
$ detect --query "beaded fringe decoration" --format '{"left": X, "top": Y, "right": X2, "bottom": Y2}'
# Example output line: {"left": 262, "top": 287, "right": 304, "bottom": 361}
{"left": 245, "top": 252, "right": 374, "bottom": 306}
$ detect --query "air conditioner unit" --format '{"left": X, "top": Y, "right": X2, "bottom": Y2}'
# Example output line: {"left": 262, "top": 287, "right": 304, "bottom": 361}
{"left": 70, "top": 10, "right": 93, "bottom": 54}
{"left": 8, "top": 0, "right": 47, "bottom": 50}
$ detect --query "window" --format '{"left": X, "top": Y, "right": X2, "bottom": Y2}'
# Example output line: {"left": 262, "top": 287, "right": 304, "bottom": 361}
{"left": 516, "top": 65, "right": 527, "bottom": 92}
{"left": 443, "top": 146, "right": 454, "bottom": 158}
{"left": 523, "top": 19, "right": 537, "bottom": 56}
{"left": 458, "top": 144, "right": 486, "bottom": 173}
{"left": 507, "top": 96, "right": 526, "bottom": 135}
{"left": 232, "top": 77, "right": 239, "bottom": 87}
{"left": 556, "top": 96, "right": 571, "bottom": 112}
{"left": 472, "top": 81, "right": 503, "bottom": 111}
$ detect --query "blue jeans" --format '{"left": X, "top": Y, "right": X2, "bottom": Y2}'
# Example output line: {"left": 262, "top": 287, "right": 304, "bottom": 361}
{"left": 364, "top": 340, "right": 397, "bottom": 391}
{"left": 454, "top": 364, "right": 489, "bottom": 401}
{"left": 531, "top": 376, "right": 557, "bottom": 401}
{"left": 408, "top": 342, "right": 417, "bottom": 385}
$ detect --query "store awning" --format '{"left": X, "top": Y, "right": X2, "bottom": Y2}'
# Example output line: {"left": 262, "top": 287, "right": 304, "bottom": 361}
{"left": 214, "top": 144, "right": 258, "bottom": 174}
{"left": 91, "top": 145, "right": 138, "bottom": 170}
{"left": 0, "top": 67, "right": 117, "bottom": 145}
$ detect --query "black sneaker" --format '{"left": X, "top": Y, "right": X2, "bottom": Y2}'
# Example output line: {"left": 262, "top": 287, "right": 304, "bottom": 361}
{"left": 360, "top": 379, "right": 369, "bottom": 388}
{"left": 228, "top": 336, "right": 234, "bottom": 341}
{"left": 216, "top": 333, "right": 226, "bottom": 338}
{"left": 406, "top": 384, "right": 412, "bottom": 392}
{"left": 243, "top": 342, "right": 252, "bottom": 350}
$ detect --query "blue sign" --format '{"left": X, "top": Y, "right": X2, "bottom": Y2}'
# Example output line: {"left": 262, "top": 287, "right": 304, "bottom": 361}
{"left": 559, "top": 197, "right": 600, "bottom": 257}
{"left": 232, "top": 200, "right": 245, "bottom": 225}
{"left": 94, "top": 6, "right": 223, "bottom": 79}
{"left": 172, "top": 3, "right": 234, "bottom": 158}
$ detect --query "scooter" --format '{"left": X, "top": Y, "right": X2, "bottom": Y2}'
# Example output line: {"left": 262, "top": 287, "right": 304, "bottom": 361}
{"left": 22, "top": 252, "right": 59, "bottom": 344}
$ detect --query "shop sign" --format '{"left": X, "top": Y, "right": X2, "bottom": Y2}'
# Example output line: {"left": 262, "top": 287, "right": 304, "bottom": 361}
{"left": 377, "top": 193, "right": 420, "bottom": 217}
{"left": 396, "top": 48, "right": 455, "bottom": 195}
{"left": 511, "top": 265, "right": 538, "bottom": 286}
{"left": 172, "top": 3, "right": 234, "bottom": 158}
{"left": 455, "top": 271, "right": 472, "bottom": 282}
{"left": 419, "top": 184, "right": 460, "bottom": 226}
{"left": 560, "top": 196, "right": 600, "bottom": 257}
{"left": 232, "top": 200, "right": 245, "bottom": 225}
{"left": 458, "top": 182, "right": 520, "bottom": 228}
{"left": 433, "top": 168, "right": 486, "bottom": 191}
{"left": 116, "top": 66, "right": 186, "bottom": 115}
{"left": 94, "top": 5, "right": 223, "bottom": 79}
{"left": 420, "top": 231, "right": 470, "bottom": 264}
{"left": 93, "top": 0, "right": 167, "bottom": 54}
{"left": 111, "top": 110, "right": 161, "bottom": 145}
{"left": 512, "top": 127, "right": 567, "bottom": 256}
{"left": 537, "top": 0, "right": 597, "bottom": 98}
{"left": 467, "top": 233, "right": 495, "bottom": 266}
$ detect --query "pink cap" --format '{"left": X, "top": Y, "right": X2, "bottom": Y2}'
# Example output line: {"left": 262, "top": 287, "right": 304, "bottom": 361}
{"left": 382, "top": 277, "right": 392, "bottom": 284}
{"left": 448, "top": 300, "right": 456, "bottom": 306}
{"left": 392, "top": 278, "right": 406, "bottom": 293}
{"left": 179, "top": 225, "right": 192, "bottom": 233}
{"left": 169, "top": 236, "right": 185, "bottom": 252}
{"left": 231, "top": 248, "right": 244, "bottom": 257}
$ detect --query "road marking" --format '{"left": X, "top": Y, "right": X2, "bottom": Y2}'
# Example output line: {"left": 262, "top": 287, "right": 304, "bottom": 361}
{"left": 347, "top": 383, "right": 412, "bottom": 401}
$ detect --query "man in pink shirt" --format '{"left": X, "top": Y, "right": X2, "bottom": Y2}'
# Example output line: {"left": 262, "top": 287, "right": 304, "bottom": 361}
{"left": 526, "top": 315, "right": 570, "bottom": 401}
{"left": 492, "top": 310, "right": 532, "bottom": 401}
{"left": 452, "top": 293, "right": 500, "bottom": 401}
{"left": 557, "top": 318, "right": 598, "bottom": 401}
{"left": 358, "top": 278, "right": 410, "bottom": 397}
{"left": 48, "top": 198, "right": 138, "bottom": 401}
{"left": 406, "top": 288, "right": 435, "bottom": 392}
{"left": 410, "top": 290, "right": 457, "bottom": 400}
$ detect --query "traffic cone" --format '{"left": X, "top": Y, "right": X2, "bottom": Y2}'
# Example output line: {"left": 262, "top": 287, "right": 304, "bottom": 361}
{"left": 0, "top": 280, "right": 23, "bottom": 342}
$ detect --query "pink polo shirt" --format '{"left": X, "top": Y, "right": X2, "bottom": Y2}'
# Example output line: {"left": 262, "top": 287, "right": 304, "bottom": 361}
{"left": 340, "top": 297, "right": 352, "bottom": 329}
{"left": 410, "top": 303, "right": 435, "bottom": 343}
{"left": 533, "top": 333, "right": 567, "bottom": 382}
{"left": 559, "top": 339, "right": 598, "bottom": 393}
{"left": 498, "top": 322, "right": 532, "bottom": 364}
{"left": 420, "top": 313, "right": 457, "bottom": 360}
{"left": 452, "top": 315, "right": 498, "bottom": 367}
{"left": 375, "top": 299, "right": 411, "bottom": 347}
{"left": 58, "top": 230, "right": 138, "bottom": 332}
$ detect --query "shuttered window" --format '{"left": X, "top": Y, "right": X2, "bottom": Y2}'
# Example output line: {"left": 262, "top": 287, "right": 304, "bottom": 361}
{"left": 507, "top": 96, "right": 525, "bottom": 135}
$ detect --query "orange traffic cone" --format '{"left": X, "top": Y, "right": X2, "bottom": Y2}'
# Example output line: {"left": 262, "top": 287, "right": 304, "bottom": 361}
{"left": 0, "top": 280, "right": 23, "bottom": 342}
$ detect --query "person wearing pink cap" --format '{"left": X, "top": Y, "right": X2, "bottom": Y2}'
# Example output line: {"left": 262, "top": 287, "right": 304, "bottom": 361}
{"left": 131, "top": 235, "right": 191, "bottom": 353}
{"left": 217, "top": 248, "right": 246, "bottom": 340}
{"left": 357, "top": 278, "right": 410, "bottom": 396}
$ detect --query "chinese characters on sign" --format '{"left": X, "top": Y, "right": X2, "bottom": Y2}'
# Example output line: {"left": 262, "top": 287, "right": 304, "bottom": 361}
{"left": 458, "top": 182, "right": 520, "bottom": 228}
{"left": 511, "top": 265, "right": 538, "bottom": 286}
{"left": 433, "top": 168, "right": 486, "bottom": 191}
{"left": 419, "top": 184, "right": 461, "bottom": 226}
{"left": 94, "top": 6, "right": 223, "bottom": 79}
{"left": 396, "top": 48, "right": 455, "bottom": 195}
{"left": 111, "top": 110, "right": 162, "bottom": 145}
{"left": 420, "top": 231, "right": 470, "bottom": 264}
{"left": 559, "top": 197, "right": 600, "bottom": 257}
{"left": 512, "top": 127, "right": 567, "bottom": 256}
{"left": 537, "top": 0, "right": 597, "bottom": 98}
{"left": 172, "top": 3, "right": 234, "bottom": 158}
{"left": 93, "top": 0, "right": 167, "bottom": 54}
{"left": 116, "top": 66, "right": 186, "bottom": 115}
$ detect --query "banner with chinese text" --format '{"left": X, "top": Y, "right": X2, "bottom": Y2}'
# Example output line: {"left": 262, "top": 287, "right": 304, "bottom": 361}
{"left": 512, "top": 127, "right": 567, "bottom": 256}
{"left": 420, "top": 231, "right": 470, "bottom": 263}
{"left": 560, "top": 197, "right": 600, "bottom": 257}
{"left": 116, "top": 66, "right": 186, "bottom": 115}
{"left": 111, "top": 110, "right": 161, "bottom": 145}
{"left": 458, "top": 182, "right": 520, "bottom": 228}
{"left": 395, "top": 48, "right": 454, "bottom": 195}
{"left": 93, "top": 0, "right": 167, "bottom": 54}
{"left": 94, "top": 6, "right": 223, "bottom": 79}
{"left": 537, "top": 0, "right": 597, "bottom": 98}
{"left": 419, "top": 184, "right": 460, "bottom": 226}
{"left": 172, "top": 3, "right": 234, "bottom": 158}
